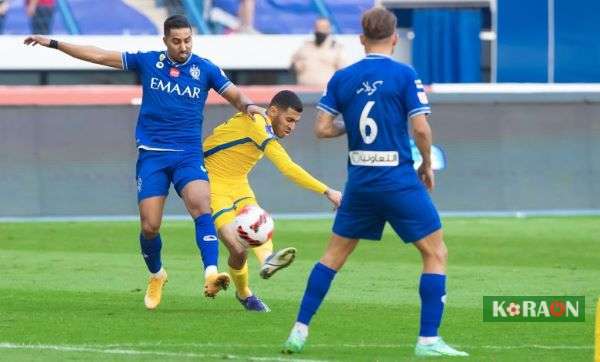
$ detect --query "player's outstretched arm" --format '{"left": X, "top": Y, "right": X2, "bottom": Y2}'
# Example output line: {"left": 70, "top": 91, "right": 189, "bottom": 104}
{"left": 314, "top": 110, "right": 346, "bottom": 138}
{"left": 411, "top": 114, "right": 435, "bottom": 191}
{"left": 264, "top": 140, "right": 341, "bottom": 208}
{"left": 221, "top": 85, "right": 266, "bottom": 118}
{"left": 23, "top": 35, "right": 123, "bottom": 69}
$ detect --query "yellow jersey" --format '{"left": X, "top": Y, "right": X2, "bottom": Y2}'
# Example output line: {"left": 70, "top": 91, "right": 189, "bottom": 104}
{"left": 203, "top": 112, "right": 328, "bottom": 194}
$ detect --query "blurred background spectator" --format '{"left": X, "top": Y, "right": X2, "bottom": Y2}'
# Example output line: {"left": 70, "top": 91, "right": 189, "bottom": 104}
{"left": 27, "top": 0, "right": 54, "bottom": 34}
{"left": 0, "top": 0, "right": 8, "bottom": 34}
{"left": 237, "top": 0, "right": 257, "bottom": 33}
{"left": 291, "top": 18, "right": 347, "bottom": 87}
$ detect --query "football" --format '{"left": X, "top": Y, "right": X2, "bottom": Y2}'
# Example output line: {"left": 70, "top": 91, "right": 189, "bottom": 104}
{"left": 234, "top": 205, "right": 274, "bottom": 247}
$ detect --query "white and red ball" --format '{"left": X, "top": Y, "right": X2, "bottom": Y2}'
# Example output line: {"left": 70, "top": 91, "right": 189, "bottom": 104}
{"left": 234, "top": 205, "right": 274, "bottom": 247}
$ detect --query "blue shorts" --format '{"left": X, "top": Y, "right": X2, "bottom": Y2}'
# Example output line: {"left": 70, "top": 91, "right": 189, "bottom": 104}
{"left": 135, "top": 149, "right": 208, "bottom": 202}
{"left": 332, "top": 185, "right": 442, "bottom": 243}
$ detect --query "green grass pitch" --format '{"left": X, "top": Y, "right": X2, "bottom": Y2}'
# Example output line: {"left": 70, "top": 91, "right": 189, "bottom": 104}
{"left": 0, "top": 217, "right": 598, "bottom": 361}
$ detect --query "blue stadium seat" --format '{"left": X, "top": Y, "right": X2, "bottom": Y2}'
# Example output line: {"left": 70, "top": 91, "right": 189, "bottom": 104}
{"left": 3, "top": 0, "right": 370, "bottom": 35}
{"left": 325, "top": 0, "right": 372, "bottom": 34}
{"left": 212, "top": 0, "right": 239, "bottom": 15}
{"left": 213, "top": 0, "right": 370, "bottom": 34}
{"left": 256, "top": 1, "right": 321, "bottom": 34}
{"left": 3, "top": 0, "right": 156, "bottom": 35}
{"left": 68, "top": 0, "right": 157, "bottom": 35}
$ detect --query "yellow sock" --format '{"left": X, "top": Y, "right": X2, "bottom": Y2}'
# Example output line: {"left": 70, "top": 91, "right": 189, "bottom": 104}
{"left": 252, "top": 239, "right": 273, "bottom": 265}
{"left": 229, "top": 263, "right": 252, "bottom": 299}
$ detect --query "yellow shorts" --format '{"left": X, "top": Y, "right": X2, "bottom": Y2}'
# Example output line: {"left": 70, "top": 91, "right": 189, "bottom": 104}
{"left": 211, "top": 181, "right": 259, "bottom": 230}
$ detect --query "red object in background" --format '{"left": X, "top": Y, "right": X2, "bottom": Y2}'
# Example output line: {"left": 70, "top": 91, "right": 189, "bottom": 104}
{"left": 26, "top": 0, "right": 56, "bottom": 6}
{"left": 0, "top": 85, "right": 323, "bottom": 106}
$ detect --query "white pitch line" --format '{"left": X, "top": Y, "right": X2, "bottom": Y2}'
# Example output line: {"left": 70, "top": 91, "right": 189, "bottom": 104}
{"left": 479, "top": 344, "right": 592, "bottom": 350}
{"left": 0, "top": 343, "right": 327, "bottom": 362}
{"left": 92, "top": 342, "right": 596, "bottom": 350}
{"left": 3, "top": 342, "right": 591, "bottom": 352}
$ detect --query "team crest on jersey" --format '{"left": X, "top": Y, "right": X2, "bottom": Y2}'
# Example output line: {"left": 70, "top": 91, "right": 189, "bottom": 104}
{"left": 169, "top": 67, "right": 180, "bottom": 77}
{"left": 190, "top": 64, "right": 201, "bottom": 80}
{"left": 356, "top": 80, "right": 384, "bottom": 96}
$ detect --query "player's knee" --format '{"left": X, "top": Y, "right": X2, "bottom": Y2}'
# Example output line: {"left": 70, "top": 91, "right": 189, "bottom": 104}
{"left": 141, "top": 221, "right": 160, "bottom": 239}
{"left": 220, "top": 232, "right": 247, "bottom": 257}
{"left": 229, "top": 241, "right": 247, "bottom": 259}
{"left": 188, "top": 197, "right": 211, "bottom": 217}
{"left": 227, "top": 244, "right": 248, "bottom": 269}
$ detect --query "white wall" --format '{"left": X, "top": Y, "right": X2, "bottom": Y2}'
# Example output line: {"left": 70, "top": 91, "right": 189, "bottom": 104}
{"left": 1, "top": 34, "right": 412, "bottom": 70}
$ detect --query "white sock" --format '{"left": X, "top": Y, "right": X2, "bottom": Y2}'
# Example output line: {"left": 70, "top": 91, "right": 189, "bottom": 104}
{"left": 204, "top": 265, "right": 218, "bottom": 278}
{"left": 292, "top": 322, "right": 309, "bottom": 338}
{"left": 418, "top": 336, "right": 440, "bottom": 345}
{"left": 151, "top": 267, "right": 166, "bottom": 278}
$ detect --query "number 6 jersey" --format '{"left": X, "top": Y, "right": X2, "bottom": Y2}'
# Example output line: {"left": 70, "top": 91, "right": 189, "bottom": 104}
{"left": 317, "top": 53, "right": 431, "bottom": 192}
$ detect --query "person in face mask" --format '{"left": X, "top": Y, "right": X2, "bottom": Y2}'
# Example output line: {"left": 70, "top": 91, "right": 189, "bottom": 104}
{"left": 291, "top": 18, "right": 348, "bottom": 87}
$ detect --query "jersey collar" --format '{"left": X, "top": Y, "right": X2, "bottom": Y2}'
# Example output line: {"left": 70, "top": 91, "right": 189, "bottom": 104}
{"left": 164, "top": 51, "right": 193, "bottom": 67}
{"left": 365, "top": 53, "right": 393, "bottom": 59}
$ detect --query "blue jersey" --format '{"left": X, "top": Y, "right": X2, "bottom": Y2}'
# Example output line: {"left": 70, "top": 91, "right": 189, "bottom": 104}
{"left": 122, "top": 51, "right": 232, "bottom": 151}
{"left": 318, "top": 53, "right": 431, "bottom": 192}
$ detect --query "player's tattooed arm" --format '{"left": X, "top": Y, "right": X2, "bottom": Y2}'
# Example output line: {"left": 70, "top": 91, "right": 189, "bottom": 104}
{"left": 23, "top": 35, "right": 123, "bottom": 69}
{"left": 314, "top": 110, "right": 346, "bottom": 138}
{"left": 411, "top": 114, "right": 435, "bottom": 191}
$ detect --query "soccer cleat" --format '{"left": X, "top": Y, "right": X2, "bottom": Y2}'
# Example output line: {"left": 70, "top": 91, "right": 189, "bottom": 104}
{"left": 282, "top": 329, "right": 306, "bottom": 354}
{"left": 236, "top": 293, "right": 271, "bottom": 312}
{"left": 144, "top": 270, "right": 168, "bottom": 310}
{"left": 260, "top": 247, "right": 296, "bottom": 279}
{"left": 204, "top": 272, "right": 230, "bottom": 298}
{"left": 414, "top": 338, "right": 469, "bottom": 357}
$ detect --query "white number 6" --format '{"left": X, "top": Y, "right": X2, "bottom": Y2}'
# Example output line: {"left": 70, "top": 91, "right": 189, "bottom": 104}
{"left": 359, "top": 101, "right": 377, "bottom": 144}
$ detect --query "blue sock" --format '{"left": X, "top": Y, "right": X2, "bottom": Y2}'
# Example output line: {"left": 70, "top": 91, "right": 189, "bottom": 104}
{"left": 140, "top": 234, "right": 162, "bottom": 273}
{"left": 297, "top": 262, "right": 337, "bottom": 325}
{"left": 419, "top": 273, "right": 447, "bottom": 337}
{"left": 194, "top": 213, "right": 219, "bottom": 269}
